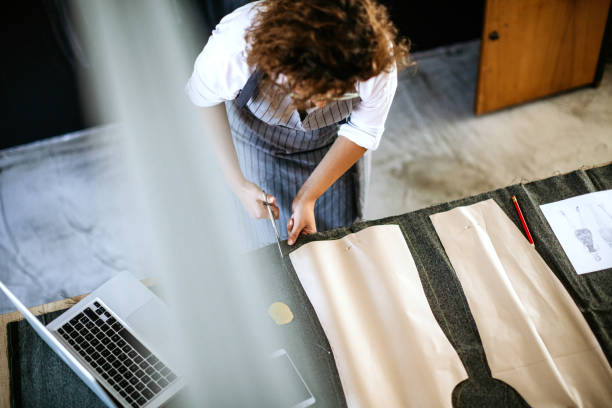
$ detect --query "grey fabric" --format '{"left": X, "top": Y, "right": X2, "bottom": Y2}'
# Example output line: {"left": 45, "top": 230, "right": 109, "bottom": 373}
{"left": 226, "top": 70, "right": 363, "bottom": 251}
{"left": 8, "top": 271, "right": 345, "bottom": 408}
{"left": 7, "top": 309, "right": 188, "bottom": 408}
{"left": 283, "top": 163, "right": 612, "bottom": 407}
{"left": 9, "top": 164, "right": 611, "bottom": 407}
{"left": 8, "top": 310, "right": 107, "bottom": 408}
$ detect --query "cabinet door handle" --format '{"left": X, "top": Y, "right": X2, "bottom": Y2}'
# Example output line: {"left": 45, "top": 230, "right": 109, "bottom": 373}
{"left": 489, "top": 30, "right": 500, "bottom": 41}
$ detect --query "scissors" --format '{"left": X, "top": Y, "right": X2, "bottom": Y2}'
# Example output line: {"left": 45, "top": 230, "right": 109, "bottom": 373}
{"left": 263, "top": 192, "right": 283, "bottom": 259}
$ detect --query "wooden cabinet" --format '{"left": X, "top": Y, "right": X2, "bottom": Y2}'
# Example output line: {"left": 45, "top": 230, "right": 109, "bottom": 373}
{"left": 475, "top": 0, "right": 611, "bottom": 115}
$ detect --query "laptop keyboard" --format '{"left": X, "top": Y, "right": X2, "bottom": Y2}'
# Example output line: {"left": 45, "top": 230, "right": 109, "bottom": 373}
{"left": 57, "top": 300, "right": 177, "bottom": 407}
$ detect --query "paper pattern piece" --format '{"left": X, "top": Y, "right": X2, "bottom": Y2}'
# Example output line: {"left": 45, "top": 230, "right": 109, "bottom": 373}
{"left": 431, "top": 199, "right": 612, "bottom": 407}
{"left": 540, "top": 189, "right": 612, "bottom": 274}
{"left": 289, "top": 225, "right": 467, "bottom": 407}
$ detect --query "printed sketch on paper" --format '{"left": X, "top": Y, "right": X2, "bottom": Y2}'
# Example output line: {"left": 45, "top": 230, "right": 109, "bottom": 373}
{"left": 593, "top": 204, "right": 612, "bottom": 248}
{"left": 540, "top": 190, "right": 612, "bottom": 274}
{"left": 561, "top": 207, "right": 601, "bottom": 262}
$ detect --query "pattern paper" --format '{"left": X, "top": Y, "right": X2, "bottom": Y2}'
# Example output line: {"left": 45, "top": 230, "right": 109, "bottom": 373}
{"left": 431, "top": 199, "right": 612, "bottom": 407}
{"left": 290, "top": 225, "right": 467, "bottom": 407}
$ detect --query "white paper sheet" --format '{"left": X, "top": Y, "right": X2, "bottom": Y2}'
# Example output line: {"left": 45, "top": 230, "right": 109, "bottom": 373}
{"left": 540, "top": 189, "right": 612, "bottom": 274}
{"left": 289, "top": 225, "right": 467, "bottom": 408}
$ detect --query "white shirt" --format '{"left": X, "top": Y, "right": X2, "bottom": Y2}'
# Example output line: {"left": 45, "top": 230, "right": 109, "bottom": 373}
{"left": 185, "top": 2, "right": 397, "bottom": 151}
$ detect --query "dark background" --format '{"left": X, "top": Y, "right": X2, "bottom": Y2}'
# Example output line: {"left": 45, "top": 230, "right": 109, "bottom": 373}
{"left": 0, "top": 0, "right": 486, "bottom": 150}
{"left": 1, "top": 0, "right": 609, "bottom": 150}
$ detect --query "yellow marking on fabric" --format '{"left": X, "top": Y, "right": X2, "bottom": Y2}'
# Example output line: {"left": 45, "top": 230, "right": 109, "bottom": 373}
{"left": 268, "top": 302, "right": 294, "bottom": 325}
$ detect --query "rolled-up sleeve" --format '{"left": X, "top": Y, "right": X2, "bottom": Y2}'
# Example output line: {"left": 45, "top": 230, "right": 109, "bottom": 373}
{"left": 337, "top": 65, "right": 397, "bottom": 150}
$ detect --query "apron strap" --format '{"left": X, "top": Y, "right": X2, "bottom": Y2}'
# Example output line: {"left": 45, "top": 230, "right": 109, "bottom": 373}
{"left": 235, "top": 70, "right": 263, "bottom": 108}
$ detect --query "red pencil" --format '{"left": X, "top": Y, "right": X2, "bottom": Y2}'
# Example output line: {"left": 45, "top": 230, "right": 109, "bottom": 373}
{"left": 512, "top": 195, "right": 535, "bottom": 246}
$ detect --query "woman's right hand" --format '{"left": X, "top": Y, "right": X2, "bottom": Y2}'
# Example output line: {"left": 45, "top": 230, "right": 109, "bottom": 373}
{"left": 235, "top": 180, "right": 279, "bottom": 219}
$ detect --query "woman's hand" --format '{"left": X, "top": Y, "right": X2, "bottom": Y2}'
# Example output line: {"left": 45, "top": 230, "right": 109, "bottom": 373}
{"left": 236, "top": 180, "right": 279, "bottom": 219}
{"left": 286, "top": 136, "right": 366, "bottom": 246}
{"left": 287, "top": 196, "right": 316, "bottom": 245}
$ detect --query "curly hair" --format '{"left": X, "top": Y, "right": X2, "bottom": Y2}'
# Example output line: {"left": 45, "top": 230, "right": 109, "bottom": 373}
{"left": 245, "top": 0, "right": 411, "bottom": 106}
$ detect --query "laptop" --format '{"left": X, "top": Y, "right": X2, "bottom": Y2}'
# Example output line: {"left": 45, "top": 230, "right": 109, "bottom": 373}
{"left": 0, "top": 272, "right": 184, "bottom": 408}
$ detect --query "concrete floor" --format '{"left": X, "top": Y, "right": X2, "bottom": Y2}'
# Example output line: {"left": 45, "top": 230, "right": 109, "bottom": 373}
{"left": 367, "top": 40, "right": 612, "bottom": 219}
{"left": 1, "top": 40, "right": 611, "bottom": 313}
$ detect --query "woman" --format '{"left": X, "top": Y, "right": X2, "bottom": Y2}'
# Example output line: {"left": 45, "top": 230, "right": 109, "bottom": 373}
{"left": 186, "top": 0, "right": 409, "bottom": 249}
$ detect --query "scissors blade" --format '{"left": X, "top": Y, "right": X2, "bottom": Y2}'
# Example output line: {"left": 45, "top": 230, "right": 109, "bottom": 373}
{"left": 264, "top": 199, "right": 283, "bottom": 259}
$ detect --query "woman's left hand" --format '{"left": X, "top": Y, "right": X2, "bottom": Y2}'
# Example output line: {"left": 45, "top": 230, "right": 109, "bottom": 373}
{"left": 286, "top": 137, "right": 366, "bottom": 246}
{"left": 287, "top": 197, "right": 317, "bottom": 245}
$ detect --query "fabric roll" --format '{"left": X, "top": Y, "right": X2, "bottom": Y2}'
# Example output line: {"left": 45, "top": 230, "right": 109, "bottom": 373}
{"left": 289, "top": 225, "right": 468, "bottom": 407}
{"left": 430, "top": 199, "right": 612, "bottom": 407}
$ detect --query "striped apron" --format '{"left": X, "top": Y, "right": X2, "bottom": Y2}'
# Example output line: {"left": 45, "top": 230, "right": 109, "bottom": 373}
{"left": 226, "top": 70, "right": 368, "bottom": 251}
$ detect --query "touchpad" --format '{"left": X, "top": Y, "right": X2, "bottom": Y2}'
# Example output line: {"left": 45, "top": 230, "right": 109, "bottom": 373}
{"left": 127, "top": 298, "right": 179, "bottom": 369}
